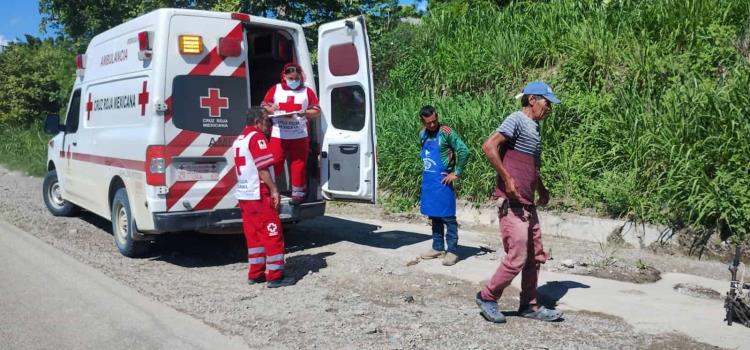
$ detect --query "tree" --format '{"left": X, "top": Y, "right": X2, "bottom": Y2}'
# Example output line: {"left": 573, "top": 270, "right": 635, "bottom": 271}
{"left": 40, "top": 0, "right": 421, "bottom": 47}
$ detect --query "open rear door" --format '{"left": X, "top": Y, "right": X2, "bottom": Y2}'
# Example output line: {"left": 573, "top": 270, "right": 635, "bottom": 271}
{"left": 317, "top": 16, "right": 377, "bottom": 203}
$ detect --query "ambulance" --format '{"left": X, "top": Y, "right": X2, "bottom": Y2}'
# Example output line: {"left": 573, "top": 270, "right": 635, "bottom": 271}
{"left": 42, "top": 8, "right": 377, "bottom": 257}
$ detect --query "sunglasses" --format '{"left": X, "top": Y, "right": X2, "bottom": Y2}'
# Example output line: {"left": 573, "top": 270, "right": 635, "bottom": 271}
{"left": 284, "top": 66, "right": 300, "bottom": 74}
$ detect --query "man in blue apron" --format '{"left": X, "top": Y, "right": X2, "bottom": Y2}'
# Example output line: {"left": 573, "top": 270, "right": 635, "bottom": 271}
{"left": 418, "top": 105, "right": 470, "bottom": 266}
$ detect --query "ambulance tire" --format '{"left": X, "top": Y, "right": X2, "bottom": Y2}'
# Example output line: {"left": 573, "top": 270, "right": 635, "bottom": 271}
{"left": 111, "top": 188, "right": 150, "bottom": 258}
{"left": 42, "top": 169, "right": 80, "bottom": 217}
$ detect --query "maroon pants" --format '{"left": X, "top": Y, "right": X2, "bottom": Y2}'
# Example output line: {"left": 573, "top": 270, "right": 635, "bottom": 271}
{"left": 481, "top": 205, "right": 547, "bottom": 306}
{"left": 239, "top": 195, "right": 285, "bottom": 281}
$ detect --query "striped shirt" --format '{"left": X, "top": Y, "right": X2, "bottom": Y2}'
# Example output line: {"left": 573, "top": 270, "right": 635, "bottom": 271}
{"left": 496, "top": 111, "right": 541, "bottom": 166}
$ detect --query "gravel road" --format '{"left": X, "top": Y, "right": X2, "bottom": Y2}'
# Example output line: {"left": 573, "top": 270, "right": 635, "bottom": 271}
{"left": 0, "top": 167, "right": 718, "bottom": 349}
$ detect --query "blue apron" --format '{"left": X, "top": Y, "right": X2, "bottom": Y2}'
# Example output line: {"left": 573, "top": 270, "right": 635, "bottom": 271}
{"left": 420, "top": 134, "right": 456, "bottom": 217}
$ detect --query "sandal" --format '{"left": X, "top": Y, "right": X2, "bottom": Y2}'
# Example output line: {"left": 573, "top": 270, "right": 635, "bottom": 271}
{"left": 519, "top": 305, "right": 563, "bottom": 322}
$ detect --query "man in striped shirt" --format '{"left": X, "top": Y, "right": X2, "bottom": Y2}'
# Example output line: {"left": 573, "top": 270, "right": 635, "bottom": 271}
{"left": 475, "top": 81, "right": 563, "bottom": 323}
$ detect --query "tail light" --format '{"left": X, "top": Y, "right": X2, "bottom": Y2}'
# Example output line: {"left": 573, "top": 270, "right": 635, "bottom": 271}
{"left": 146, "top": 145, "right": 166, "bottom": 186}
{"left": 138, "top": 31, "right": 153, "bottom": 60}
{"left": 75, "top": 54, "right": 86, "bottom": 77}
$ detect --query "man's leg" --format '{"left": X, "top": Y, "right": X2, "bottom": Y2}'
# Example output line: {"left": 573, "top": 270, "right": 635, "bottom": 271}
{"left": 239, "top": 200, "right": 265, "bottom": 281}
{"left": 444, "top": 216, "right": 458, "bottom": 254}
{"left": 480, "top": 207, "right": 530, "bottom": 301}
{"left": 520, "top": 208, "right": 546, "bottom": 307}
{"left": 431, "top": 216, "right": 446, "bottom": 251}
{"left": 287, "top": 137, "right": 309, "bottom": 202}
{"left": 256, "top": 196, "right": 285, "bottom": 282}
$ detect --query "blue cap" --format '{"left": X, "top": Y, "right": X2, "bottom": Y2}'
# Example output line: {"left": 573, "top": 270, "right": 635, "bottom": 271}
{"left": 519, "top": 81, "right": 560, "bottom": 104}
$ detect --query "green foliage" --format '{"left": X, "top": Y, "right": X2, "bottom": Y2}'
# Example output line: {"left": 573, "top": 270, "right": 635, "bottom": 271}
{"left": 0, "top": 37, "right": 76, "bottom": 127}
{"left": 373, "top": 0, "right": 750, "bottom": 242}
{"left": 0, "top": 121, "right": 48, "bottom": 177}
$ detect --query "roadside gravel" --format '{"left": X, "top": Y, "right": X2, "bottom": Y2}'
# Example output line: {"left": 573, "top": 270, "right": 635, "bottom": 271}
{"left": 0, "top": 167, "right": 717, "bottom": 349}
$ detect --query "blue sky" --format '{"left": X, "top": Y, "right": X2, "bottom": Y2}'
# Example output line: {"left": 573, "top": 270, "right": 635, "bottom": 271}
{"left": 0, "top": 0, "right": 426, "bottom": 46}
{"left": 0, "top": 1, "right": 45, "bottom": 45}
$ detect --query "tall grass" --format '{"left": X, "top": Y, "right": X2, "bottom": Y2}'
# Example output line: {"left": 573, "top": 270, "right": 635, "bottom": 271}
{"left": 0, "top": 122, "right": 48, "bottom": 177}
{"left": 374, "top": 0, "right": 750, "bottom": 242}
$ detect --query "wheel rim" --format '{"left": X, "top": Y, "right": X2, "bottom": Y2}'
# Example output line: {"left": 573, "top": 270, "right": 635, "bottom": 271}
{"left": 48, "top": 181, "right": 65, "bottom": 208}
{"left": 114, "top": 202, "right": 129, "bottom": 246}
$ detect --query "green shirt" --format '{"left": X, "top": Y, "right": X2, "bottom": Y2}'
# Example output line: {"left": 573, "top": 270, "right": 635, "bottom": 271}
{"left": 419, "top": 125, "right": 470, "bottom": 177}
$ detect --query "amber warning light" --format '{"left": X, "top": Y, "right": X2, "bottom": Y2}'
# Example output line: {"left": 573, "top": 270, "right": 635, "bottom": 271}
{"left": 179, "top": 35, "right": 203, "bottom": 55}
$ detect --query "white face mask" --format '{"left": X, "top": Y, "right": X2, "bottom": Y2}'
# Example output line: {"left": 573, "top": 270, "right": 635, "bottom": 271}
{"left": 286, "top": 79, "right": 301, "bottom": 89}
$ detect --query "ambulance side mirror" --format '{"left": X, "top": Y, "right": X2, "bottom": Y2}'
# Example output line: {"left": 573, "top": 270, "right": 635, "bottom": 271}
{"left": 44, "top": 114, "right": 61, "bottom": 134}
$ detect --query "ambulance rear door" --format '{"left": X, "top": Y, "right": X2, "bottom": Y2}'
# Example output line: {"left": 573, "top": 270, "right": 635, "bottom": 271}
{"left": 161, "top": 13, "right": 249, "bottom": 213}
{"left": 317, "top": 16, "right": 377, "bottom": 204}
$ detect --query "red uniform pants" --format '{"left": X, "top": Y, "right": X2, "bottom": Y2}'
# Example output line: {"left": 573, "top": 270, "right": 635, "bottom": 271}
{"left": 239, "top": 195, "right": 285, "bottom": 281}
{"left": 269, "top": 137, "right": 309, "bottom": 200}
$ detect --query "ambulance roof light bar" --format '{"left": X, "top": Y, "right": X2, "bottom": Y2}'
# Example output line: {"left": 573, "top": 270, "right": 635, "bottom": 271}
{"left": 138, "top": 31, "right": 153, "bottom": 61}
{"left": 75, "top": 54, "right": 86, "bottom": 77}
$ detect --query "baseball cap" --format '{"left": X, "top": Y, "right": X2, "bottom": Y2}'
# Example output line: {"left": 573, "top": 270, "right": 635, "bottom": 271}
{"left": 515, "top": 81, "right": 561, "bottom": 104}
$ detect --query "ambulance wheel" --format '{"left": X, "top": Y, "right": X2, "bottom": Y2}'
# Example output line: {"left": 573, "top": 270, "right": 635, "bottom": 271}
{"left": 42, "top": 169, "right": 80, "bottom": 217}
{"left": 111, "top": 188, "right": 150, "bottom": 258}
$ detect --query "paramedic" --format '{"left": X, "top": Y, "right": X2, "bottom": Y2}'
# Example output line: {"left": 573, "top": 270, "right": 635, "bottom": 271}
{"left": 233, "top": 108, "right": 295, "bottom": 288}
{"left": 261, "top": 63, "right": 321, "bottom": 205}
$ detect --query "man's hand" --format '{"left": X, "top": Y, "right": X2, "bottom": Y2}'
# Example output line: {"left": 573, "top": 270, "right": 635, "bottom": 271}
{"left": 441, "top": 172, "right": 459, "bottom": 185}
{"left": 504, "top": 176, "right": 520, "bottom": 200}
{"left": 537, "top": 187, "right": 550, "bottom": 206}
{"left": 270, "top": 191, "right": 280, "bottom": 210}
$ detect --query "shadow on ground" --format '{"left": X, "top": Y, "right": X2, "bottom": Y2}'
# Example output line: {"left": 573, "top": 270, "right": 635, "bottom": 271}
{"left": 537, "top": 280, "right": 591, "bottom": 309}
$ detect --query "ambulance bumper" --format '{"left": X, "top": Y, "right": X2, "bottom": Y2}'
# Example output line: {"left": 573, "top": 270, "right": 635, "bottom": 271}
{"left": 151, "top": 201, "right": 326, "bottom": 233}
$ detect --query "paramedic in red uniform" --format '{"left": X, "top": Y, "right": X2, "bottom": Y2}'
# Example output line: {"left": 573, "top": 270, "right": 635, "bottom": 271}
{"left": 261, "top": 63, "right": 321, "bottom": 205}
{"left": 233, "top": 108, "right": 295, "bottom": 288}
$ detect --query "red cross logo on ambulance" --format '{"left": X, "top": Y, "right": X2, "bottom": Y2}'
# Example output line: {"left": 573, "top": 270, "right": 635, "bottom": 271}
{"left": 199, "top": 88, "right": 229, "bottom": 118}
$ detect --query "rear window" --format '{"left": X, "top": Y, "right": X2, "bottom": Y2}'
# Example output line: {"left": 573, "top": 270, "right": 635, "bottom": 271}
{"left": 171, "top": 75, "right": 248, "bottom": 135}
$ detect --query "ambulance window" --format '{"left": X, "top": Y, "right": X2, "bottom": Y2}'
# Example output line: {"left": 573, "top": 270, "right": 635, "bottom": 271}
{"left": 65, "top": 89, "right": 81, "bottom": 134}
{"left": 330, "top": 85, "right": 366, "bottom": 132}
{"left": 171, "top": 75, "right": 248, "bottom": 135}
{"left": 328, "top": 43, "right": 359, "bottom": 76}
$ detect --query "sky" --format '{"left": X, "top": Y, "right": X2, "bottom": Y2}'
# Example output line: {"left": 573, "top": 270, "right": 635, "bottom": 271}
{"left": 0, "top": 0, "right": 426, "bottom": 46}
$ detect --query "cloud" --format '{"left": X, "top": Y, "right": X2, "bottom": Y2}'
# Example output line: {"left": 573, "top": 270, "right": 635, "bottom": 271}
{"left": 0, "top": 35, "right": 9, "bottom": 48}
{"left": 9, "top": 17, "right": 22, "bottom": 26}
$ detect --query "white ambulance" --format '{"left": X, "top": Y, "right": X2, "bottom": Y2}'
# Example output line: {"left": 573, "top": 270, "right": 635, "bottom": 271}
{"left": 42, "top": 9, "right": 377, "bottom": 257}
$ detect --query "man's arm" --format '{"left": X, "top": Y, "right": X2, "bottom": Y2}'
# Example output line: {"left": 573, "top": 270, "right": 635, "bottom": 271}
{"left": 481, "top": 132, "right": 519, "bottom": 200}
{"left": 258, "top": 169, "right": 280, "bottom": 209}
{"left": 536, "top": 175, "right": 549, "bottom": 206}
{"left": 441, "top": 131, "right": 470, "bottom": 185}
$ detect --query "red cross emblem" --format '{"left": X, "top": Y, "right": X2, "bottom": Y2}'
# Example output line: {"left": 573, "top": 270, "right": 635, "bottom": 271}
{"left": 86, "top": 93, "right": 93, "bottom": 120}
{"left": 200, "top": 88, "right": 229, "bottom": 118}
{"left": 234, "top": 148, "right": 246, "bottom": 175}
{"left": 138, "top": 81, "right": 149, "bottom": 116}
{"left": 278, "top": 96, "right": 302, "bottom": 112}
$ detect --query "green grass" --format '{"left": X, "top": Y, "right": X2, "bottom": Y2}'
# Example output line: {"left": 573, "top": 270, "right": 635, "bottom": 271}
{"left": 373, "top": 0, "right": 750, "bottom": 242}
{"left": 0, "top": 122, "right": 48, "bottom": 177}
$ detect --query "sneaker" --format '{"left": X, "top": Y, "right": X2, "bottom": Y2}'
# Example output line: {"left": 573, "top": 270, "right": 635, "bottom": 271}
{"left": 247, "top": 276, "right": 265, "bottom": 285}
{"left": 267, "top": 275, "right": 296, "bottom": 288}
{"left": 420, "top": 249, "right": 446, "bottom": 259}
{"left": 442, "top": 252, "right": 459, "bottom": 266}
{"left": 475, "top": 292, "right": 506, "bottom": 323}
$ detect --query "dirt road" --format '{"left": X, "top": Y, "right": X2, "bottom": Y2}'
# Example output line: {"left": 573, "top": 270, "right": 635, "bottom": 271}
{"left": 0, "top": 167, "right": 742, "bottom": 349}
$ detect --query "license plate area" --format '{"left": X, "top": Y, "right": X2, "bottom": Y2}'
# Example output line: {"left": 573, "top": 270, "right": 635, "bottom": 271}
{"left": 173, "top": 158, "right": 225, "bottom": 181}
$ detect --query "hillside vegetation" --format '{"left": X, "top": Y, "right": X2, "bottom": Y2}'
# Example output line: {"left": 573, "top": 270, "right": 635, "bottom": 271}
{"left": 373, "top": 0, "right": 750, "bottom": 243}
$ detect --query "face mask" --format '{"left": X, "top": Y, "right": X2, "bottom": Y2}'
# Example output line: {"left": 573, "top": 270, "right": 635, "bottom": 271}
{"left": 286, "top": 79, "right": 301, "bottom": 89}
